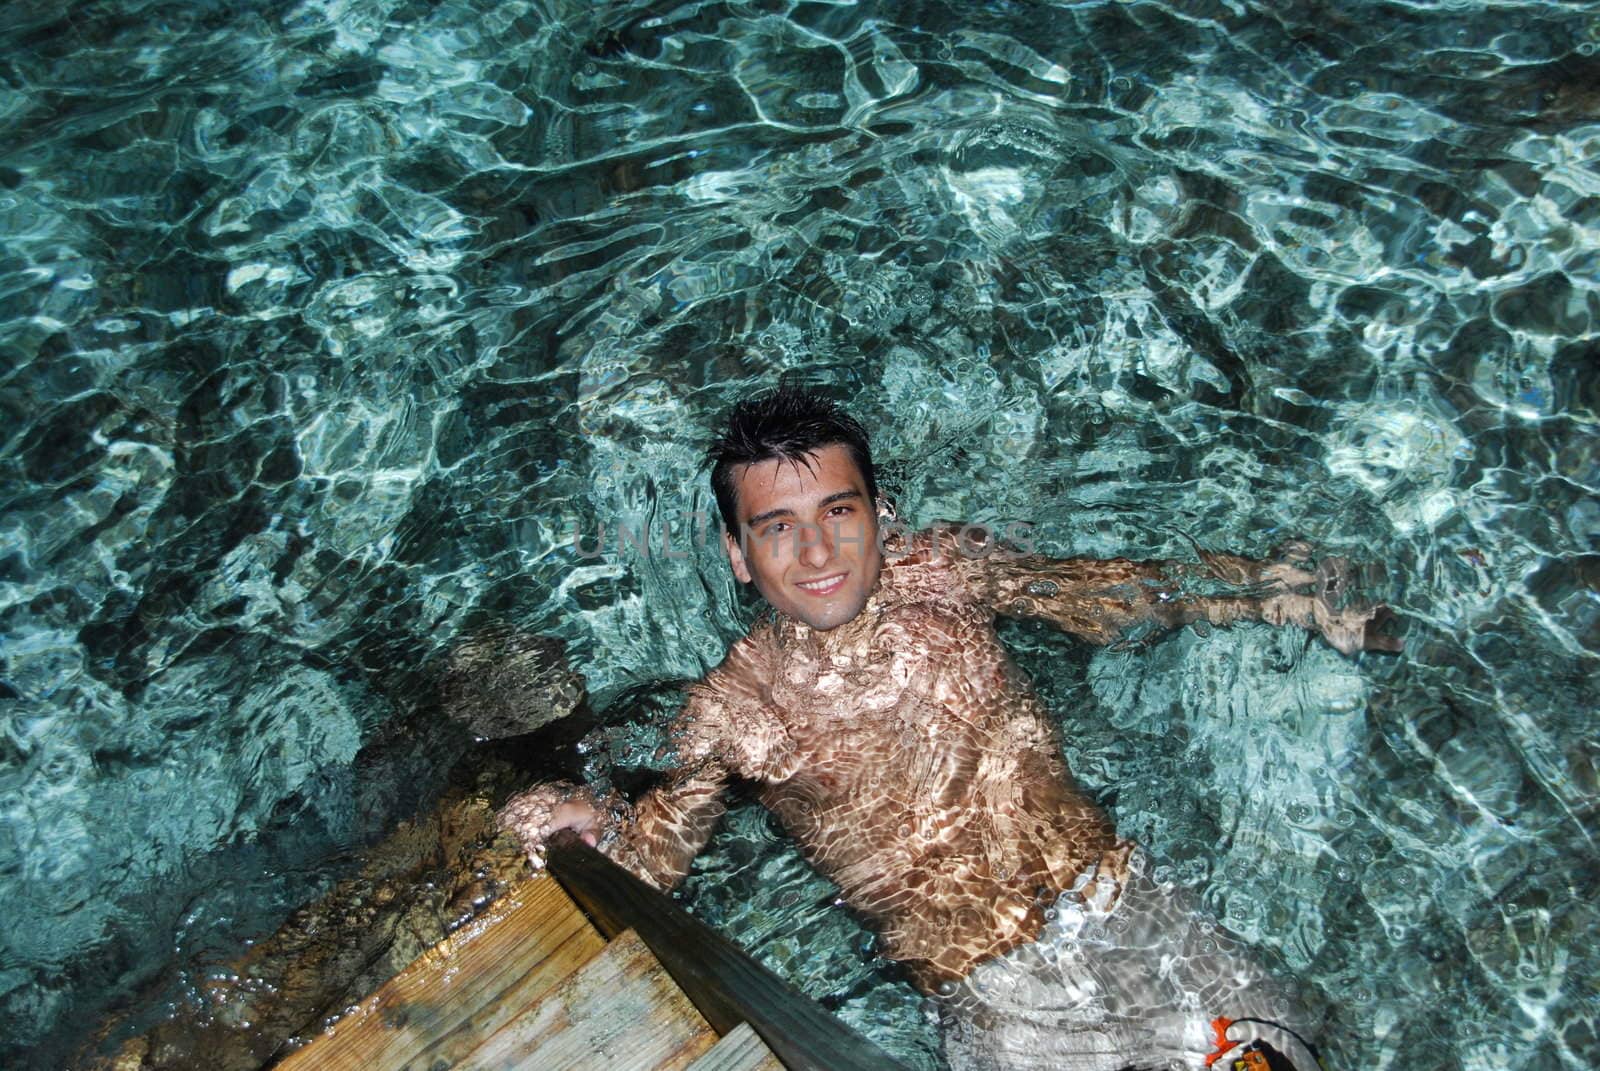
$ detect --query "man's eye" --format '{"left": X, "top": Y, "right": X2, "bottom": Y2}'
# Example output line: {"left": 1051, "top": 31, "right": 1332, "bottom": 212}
{"left": 767, "top": 522, "right": 790, "bottom": 534}
{"left": 828, "top": 505, "right": 853, "bottom": 517}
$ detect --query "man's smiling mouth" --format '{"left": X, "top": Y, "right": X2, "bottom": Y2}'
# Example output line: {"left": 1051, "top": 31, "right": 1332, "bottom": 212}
{"left": 796, "top": 573, "right": 847, "bottom": 595}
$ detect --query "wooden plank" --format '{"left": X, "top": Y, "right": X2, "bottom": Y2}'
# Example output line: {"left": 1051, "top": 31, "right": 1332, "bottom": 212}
{"left": 547, "top": 837, "right": 913, "bottom": 1071}
{"left": 456, "top": 927, "right": 716, "bottom": 1071}
{"left": 277, "top": 874, "right": 605, "bottom": 1071}
{"left": 686, "top": 1022, "right": 785, "bottom": 1071}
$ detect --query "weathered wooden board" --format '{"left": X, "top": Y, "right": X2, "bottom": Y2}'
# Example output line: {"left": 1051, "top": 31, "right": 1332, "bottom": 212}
{"left": 686, "top": 1022, "right": 786, "bottom": 1071}
{"left": 455, "top": 927, "right": 717, "bottom": 1071}
{"left": 277, "top": 874, "right": 606, "bottom": 1071}
{"left": 548, "top": 838, "right": 912, "bottom": 1071}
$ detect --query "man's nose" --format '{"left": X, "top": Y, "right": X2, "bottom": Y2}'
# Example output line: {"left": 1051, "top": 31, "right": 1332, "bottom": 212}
{"left": 799, "top": 523, "right": 832, "bottom": 568}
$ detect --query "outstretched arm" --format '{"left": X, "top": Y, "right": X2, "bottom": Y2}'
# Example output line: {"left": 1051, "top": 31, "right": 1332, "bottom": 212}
{"left": 936, "top": 527, "right": 1398, "bottom": 654}
{"left": 497, "top": 690, "right": 736, "bottom": 891}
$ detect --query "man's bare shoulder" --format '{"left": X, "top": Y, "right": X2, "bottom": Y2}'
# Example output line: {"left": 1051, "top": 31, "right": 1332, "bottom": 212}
{"left": 678, "top": 621, "right": 783, "bottom": 773}
{"left": 691, "top": 618, "right": 778, "bottom": 702}
{"left": 881, "top": 522, "right": 995, "bottom": 604}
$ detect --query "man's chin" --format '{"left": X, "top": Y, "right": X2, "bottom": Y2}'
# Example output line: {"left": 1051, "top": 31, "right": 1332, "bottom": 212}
{"left": 793, "top": 599, "right": 866, "bottom": 632}
{"left": 753, "top": 578, "right": 872, "bottom": 631}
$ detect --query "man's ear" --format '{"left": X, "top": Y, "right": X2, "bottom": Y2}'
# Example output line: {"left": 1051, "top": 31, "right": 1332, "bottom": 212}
{"left": 723, "top": 529, "right": 753, "bottom": 584}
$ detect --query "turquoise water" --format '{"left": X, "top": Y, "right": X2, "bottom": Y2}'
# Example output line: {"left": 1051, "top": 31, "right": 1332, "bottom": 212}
{"left": 2, "top": 0, "right": 1597, "bottom": 1066}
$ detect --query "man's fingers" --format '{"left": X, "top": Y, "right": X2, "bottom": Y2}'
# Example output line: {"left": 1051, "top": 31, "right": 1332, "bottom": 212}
{"left": 1364, "top": 618, "right": 1404, "bottom": 652}
{"left": 497, "top": 785, "right": 597, "bottom": 870}
{"left": 1316, "top": 556, "right": 1352, "bottom": 603}
{"left": 1270, "top": 539, "right": 1314, "bottom": 565}
{"left": 1362, "top": 606, "right": 1404, "bottom": 653}
{"left": 1317, "top": 602, "right": 1403, "bottom": 656}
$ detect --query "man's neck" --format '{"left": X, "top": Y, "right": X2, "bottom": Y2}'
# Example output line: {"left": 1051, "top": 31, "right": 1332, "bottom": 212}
{"left": 777, "top": 574, "right": 889, "bottom": 657}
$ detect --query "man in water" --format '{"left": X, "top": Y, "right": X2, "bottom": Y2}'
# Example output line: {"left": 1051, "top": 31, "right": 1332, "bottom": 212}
{"left": 500, "top": 385, "right": 1397, "bottom": 1069}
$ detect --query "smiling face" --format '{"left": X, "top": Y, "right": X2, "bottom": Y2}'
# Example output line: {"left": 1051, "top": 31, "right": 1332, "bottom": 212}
{"left": 723, "top": 443, "right": 883, "bottom": 632}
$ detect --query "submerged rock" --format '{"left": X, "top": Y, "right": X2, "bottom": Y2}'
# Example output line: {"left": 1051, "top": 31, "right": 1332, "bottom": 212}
{"left": 440, "top": 627, "right": 588, "bottom": 740}
{"left": 75, "top": 755, "right": 537, "bottom": 1071}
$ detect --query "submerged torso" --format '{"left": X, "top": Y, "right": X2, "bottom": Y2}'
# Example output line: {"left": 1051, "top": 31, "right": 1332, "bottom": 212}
{"left": 704, "top": 541, "right": 1125, "bottom": 989}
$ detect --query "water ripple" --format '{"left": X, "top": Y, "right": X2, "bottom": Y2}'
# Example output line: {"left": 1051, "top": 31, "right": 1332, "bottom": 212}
{"left": 2, "top": 0, "right": 1598, "bottom": 1067}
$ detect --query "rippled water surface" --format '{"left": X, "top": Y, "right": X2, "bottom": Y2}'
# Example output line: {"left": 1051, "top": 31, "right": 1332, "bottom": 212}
{"left": 2, "top": 0, "right": 1598, "bottom": 1067}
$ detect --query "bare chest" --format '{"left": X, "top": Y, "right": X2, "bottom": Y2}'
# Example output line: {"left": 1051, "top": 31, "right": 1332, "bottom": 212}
{"left": 752, "top": 615, "right": 1026, "bottom": 789}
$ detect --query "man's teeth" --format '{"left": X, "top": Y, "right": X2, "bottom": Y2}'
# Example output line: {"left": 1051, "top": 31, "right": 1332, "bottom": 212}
{"left": 798, "top": 576, "right": 841, "bottom": 590}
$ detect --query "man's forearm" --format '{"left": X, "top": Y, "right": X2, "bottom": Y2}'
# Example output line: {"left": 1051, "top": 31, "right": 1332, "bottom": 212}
{"left": 608, "top": 765, "right": 729, "bottom": 890}
{"left": 973, "top": 548, "right": 1394, "bottom": 655}
{"left": 974, "top": 554, "right": 1228, "bottom": 643}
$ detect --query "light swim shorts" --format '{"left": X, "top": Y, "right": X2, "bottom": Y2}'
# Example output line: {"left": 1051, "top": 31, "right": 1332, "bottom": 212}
{"left": 936, "top": 850, "right": 1317, "bottom": 1071}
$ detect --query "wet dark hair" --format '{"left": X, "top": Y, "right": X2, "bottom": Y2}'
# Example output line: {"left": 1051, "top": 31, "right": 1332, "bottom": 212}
{"left": 708, "top": 384, "right": 878, "bottom": 533}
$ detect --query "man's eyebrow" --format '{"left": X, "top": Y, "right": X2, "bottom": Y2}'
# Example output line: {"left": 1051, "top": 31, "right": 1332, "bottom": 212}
{"left": 743, "top": 489, "right": 864, "bottom": 529}
{"left": 744, "top": 506, "right": 795, "bottom": 529}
